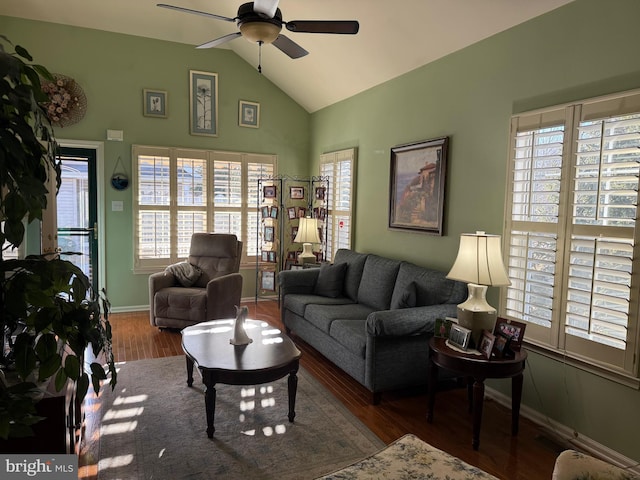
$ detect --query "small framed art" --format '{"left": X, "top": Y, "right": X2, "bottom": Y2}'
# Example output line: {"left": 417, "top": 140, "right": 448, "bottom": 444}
{"left": 288, "top": 207, "right": 297, "bottom": 220}
{"left": 143, "top": 89, "right": 167, "bottom": 118}
{"left": 434, "top": 318, "right": 453, "bottom": 338}
{"left": 261, "top": 270, "right": 275, "bottom": 291}
{"left": 263, "top": 185, "right": 277, "bottom": 199}
{"left": 290, "top": 186, "right": 305, "bottom": 200}
{"left": 269, "top": 206, "right": 278, "bottom": 219}
{"left": 189, "top": 70, "right": 218, "bottom": 136}
{"left": 478, "top": 330, "right": 496, "bottom": 360}
{"left": 264, "top": 226, "right": 275, "bottom": 242}
{"left": 494, "top": 318, "right": 527, "bottom": 351}
{"left": 449, "top": 324, "right": 471, "bottom": 350}
{"left": 239, "top": 100, "right": 260, "bottom": 128}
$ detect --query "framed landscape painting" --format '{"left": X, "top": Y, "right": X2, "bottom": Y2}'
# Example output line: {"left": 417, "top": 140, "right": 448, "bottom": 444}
{"left": 389, "top": 136, "right": 449, "bottom": 235}
{"left": 189, "top": 70, "right": 218, "bottom": 136}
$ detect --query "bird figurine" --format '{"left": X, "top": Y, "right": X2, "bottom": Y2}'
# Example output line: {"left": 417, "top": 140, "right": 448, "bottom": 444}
{"left": 230, "top": 305, "right": 252, "bottom": 346}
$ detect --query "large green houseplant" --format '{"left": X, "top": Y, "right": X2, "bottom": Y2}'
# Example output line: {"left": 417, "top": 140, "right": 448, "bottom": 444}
{"left": 0, "top": 36, "right": 117, "bottom": 440}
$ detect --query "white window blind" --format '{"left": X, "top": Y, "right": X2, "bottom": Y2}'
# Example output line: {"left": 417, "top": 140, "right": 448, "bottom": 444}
{"left": 133, "top": 146, "right": 275, "bottom": 271}
{"left": 320, "top": 148, "right": 356, "bottom": 261}
{"left": 502, "top": 90, "right": 640, "bottom": 380}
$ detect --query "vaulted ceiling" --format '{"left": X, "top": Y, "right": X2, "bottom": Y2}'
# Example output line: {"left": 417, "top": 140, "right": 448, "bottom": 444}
{"left": 1, "top": 0, "right": 574, "bottom": 112}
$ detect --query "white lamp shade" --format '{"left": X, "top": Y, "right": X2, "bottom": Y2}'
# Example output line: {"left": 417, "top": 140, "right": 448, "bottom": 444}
{"left": 447, "top": 231, "right": 510, "bottom": 287}
{"left": 294, "top": 217, "right": 321, "bottom": 244}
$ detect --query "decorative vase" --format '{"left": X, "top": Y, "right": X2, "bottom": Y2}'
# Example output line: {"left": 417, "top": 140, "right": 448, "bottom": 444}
{"left": 230, "top": 306, "right": 252, "bottom": 346}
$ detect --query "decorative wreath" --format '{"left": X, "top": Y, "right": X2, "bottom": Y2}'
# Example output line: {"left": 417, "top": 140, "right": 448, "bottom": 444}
{"left": 41, "top": 73, "right": 87, "bottom": 127}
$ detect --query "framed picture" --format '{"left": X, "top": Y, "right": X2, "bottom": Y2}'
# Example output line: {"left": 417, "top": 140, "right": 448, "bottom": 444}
{"left": 494, "top": 318, "right": 527, "bottom": 351}
{"left": 288, "top": 207, "right": 297, "bottom": 220}
{"left": 189, "top": 70, "right": 218, "bottom": 137}
{"left": 261, "top": 206, "right": 270, "bottom": 219}
{"left": 290, "top": 186, "right": 305, "bottom": 200}
{"left": 448, "top": 323, "right": 471, "bottom": 350}
{"left": 269, "top": 206, "right": 278, "bottom": 219}
{"left": 315, "top": 187, "right": 326, "bottom": 200}
{"left": 261, "top": 251, "right": 269, "bottom": 262}
{"left": 143, "top": 89, "right": 167, "bottom": 118}
{"left": 291, "top": 226, "right": 298, "bottom": 242}
{"left": 389, "top": 136, "right": 449, "bottom": 235}
{"left": 285, "top": 259, "right": 295, "bottom": 270}
{"left": 264, "top": 226, "right": 275, "bottom": 242}
{"left": 261, "top": 270, "right": 275, "bottom": 291}
{"left": 297, "top": 207, "right": 307, "bottom": 218}
{"left": 492, "top": 333, "right": 511, "bottom": 358}
{"left": 434, "top": 318, "right": 453, "bottom": 338}
{"left": 478, "top": 330, "right": 496, "bottom": 360}
{"left": 268, "top": 251, "right": 276, "bottom": 263}
{"left": 263, "top": 185, "right": 277, "bottom": 199}
{"left": 239, "top": 100, "right": 260, "bottom": 128}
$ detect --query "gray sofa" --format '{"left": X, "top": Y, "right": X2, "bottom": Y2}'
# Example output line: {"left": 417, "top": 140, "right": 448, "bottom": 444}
{"left": 278, "top": 249, "right": 467, "bottom": 404}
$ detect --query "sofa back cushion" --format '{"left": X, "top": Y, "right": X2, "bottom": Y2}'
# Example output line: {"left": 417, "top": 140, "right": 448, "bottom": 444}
{"left": 390, "top": 261, "right": 467, "bottom": 309}
{"left": 334, "top": 249, "right": 369, "bottom": 301}
{"left": 357, "top": 254, "right": 401, "bottom": 310}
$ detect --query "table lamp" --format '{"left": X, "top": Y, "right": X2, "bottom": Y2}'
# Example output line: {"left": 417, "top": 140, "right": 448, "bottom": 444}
{"left": 446, "top": 231, "right": 510, "bottom": 348}
{"left": 294, "top": 217, "right": 321, "bottom": 264}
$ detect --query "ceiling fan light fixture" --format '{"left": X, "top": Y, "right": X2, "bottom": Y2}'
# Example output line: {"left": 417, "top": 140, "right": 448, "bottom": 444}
{"left": 239, "top": 21, "right": 281, "bottom": 44}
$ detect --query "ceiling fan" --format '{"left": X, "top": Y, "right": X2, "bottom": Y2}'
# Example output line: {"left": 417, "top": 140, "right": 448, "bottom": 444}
{"left": 157, "top": 0, "right": 359, "bottom": 61}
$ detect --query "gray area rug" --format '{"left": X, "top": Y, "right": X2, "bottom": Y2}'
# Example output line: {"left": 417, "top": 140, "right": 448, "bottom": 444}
{"left": 96, "top": 355, "right": 384, "bottom": 480}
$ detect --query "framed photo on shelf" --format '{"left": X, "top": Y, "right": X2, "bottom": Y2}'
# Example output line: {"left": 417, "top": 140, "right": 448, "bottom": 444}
{"left": 264, "top": 226, "right": 275, "bottom": 242}
{"left": 268, "top": 251, "right": 276, "bottom": 263}
{"left": 239, "top": 100, "right": 260, "bottom": 128}
{"left": 143, "top": 89, "right": 167, "bottom": 118}
{"left": 389, "top": 136, "right": 448, "bottom": 235}
{"left": 269, "top": 206, "right": 278, "bottom": 219}
{"left": 494, "top": 318, "right": 526, "bottom": 351}
{"left": 288, "top": 207, "right": 297, "bottom": 219}
{"left": 261, "top": 251, "right": 268, "bottom": 262}
{"left": 261, "top": 270, "right": 275, "bottom": 291}
{"left": 290, "top": 186, "right": 305, "bottom": 200}
{"left": 297, "top": 207, "right": 307, "bottom": 218}
{"left": 263, "top": 185, "right": 277, "bottom": 199}
{"left": 478, "top": 330, "right": 496, "bottom": 360}
{"left": 189, "top": 70, "right": 218, "bottom": 137}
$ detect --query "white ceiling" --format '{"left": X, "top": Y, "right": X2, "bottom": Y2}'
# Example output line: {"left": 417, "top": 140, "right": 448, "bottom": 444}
{"left": 1, "top": 0, "right": 574, "bottom": 112}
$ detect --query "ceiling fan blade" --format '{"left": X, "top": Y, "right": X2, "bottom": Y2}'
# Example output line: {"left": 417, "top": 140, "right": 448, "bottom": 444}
{"left": 157, "top": 4, "right": 236, "bottom": 23}
{"left": 285, "top": 20, "right": 359, "bottom": 35}
{"left": 253, "top": 0, "right": 280, "bottom": 18}
{"left": 196, "top": 32, "right": 242, "bottom": 49}
{"left": 272, "top": 35, "right": 308, "bottom": 59}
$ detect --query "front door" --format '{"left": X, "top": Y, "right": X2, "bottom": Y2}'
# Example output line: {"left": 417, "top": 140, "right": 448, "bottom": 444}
{"left": 56, "top": 147, "right": 99, "bottom": 293}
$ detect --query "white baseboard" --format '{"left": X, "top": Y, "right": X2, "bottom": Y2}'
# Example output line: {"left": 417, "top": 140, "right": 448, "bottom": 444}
{"left": 109, "top": 297, "right": 269, "bottom": 314}
{"left": 486, "top": 387, "right": 640, "bottom": 474}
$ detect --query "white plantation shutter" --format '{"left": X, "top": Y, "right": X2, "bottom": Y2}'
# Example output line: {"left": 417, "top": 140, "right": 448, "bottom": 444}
{"left": 320, "top": 148, "right": 356, "bottom": 261}
{"left": 503, "top": 90, "right": 640, "bottom": 379}
{"left": 133, "top": 146, "right": 275, "bottom": 270}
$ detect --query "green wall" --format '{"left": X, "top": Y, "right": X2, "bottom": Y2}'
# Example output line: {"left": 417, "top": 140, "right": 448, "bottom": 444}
{"left": 309, "top": 0, "right": 640, "bottom": 462}
{"left": 2, "top": 15, "right": 310, "bottom": 305}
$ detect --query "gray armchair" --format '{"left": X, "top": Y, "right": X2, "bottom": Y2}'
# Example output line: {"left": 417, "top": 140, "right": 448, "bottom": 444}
{"left": 149, "top": 233, "right": 243, "bottom": 329}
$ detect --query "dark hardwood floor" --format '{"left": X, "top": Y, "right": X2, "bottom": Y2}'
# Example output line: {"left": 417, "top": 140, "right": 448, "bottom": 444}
{"left": 79, "top": 301, "right": 562, "bottom": 479}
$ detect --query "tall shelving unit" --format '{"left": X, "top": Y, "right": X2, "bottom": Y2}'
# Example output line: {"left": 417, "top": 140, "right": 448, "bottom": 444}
{"left": 256, "top": 175, "right": 329, "bottom": 302}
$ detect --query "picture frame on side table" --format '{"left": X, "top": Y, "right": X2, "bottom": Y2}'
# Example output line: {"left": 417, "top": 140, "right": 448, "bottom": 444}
{"left": 478, "top": 330, "right": 496, "bottom": 360}
{"left": 189, "top": 70, "right": 218, "bottom": 136}
{"left": 494, "top": 318, "right": 526, "bottom": 351}
{"left": 143, "top": 89, "right": 168, "bottom": 118}
{"left": 448, "top": 323, "right": 471, "bottom": 350}
{"left": 434, "top": 318, "right": 453, "bottom": 338}
{"left": 239, "top": 100, "right": 260, "bottom": 128}
{"left": 389, "top": 136, "right": 449, "bottom": 235}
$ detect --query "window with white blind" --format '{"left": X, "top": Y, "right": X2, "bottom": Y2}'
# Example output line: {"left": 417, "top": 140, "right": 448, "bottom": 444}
{"left": 320, "top": 148, "right": 357, "bottom": 261}
{"left": 502, "top": 89, "right": 640, "bottom": 383}
{"left": 133, "top": 146, "right": 275, "bottom": 272}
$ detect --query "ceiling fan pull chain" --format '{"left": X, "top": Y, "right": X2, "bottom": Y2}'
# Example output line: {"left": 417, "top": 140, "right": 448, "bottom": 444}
{"left": 258, "top": 40, "right": 263, "bottom": 73}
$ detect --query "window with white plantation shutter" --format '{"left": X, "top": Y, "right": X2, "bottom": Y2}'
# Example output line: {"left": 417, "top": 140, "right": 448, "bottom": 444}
{"left": 133, "top": 145, "right": 275, "bottom": 272}
{"left": 320, "top": 148, "right": 357, "bottom": 261}
{"left": 502, "top": 89, "right": 640, "bottom": 382}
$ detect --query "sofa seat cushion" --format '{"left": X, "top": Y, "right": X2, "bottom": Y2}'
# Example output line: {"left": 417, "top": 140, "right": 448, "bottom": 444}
{"left": 329, "top": 320, "right": 366, "bottom": 358}
{"left": 305, "top": 303, "right": 376, "bottom": 334}
{"left": 154, "top": 287, "right": 207, "bottom": 323}
{"left": 284, "top": 294, "right": 355, "bottom": 318}
{"left": 357, "top": 255, "right": 401, "bottom": 310}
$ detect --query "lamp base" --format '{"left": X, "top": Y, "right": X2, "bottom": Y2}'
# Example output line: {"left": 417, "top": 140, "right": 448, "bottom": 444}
{"left": 298, "top": 242, "right": 316, "bottom": 264}
{"left": 456, "top": 283, "right": 497, "bottom": 348}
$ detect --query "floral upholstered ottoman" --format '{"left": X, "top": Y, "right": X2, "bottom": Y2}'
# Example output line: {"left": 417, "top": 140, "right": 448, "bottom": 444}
{"left": 316, "top": 433, "right": 498, "bottom": 479}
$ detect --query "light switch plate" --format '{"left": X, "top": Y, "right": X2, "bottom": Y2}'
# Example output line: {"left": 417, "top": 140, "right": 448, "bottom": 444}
{"left": 112, "top": 200, "right": 124, "bottom": 211}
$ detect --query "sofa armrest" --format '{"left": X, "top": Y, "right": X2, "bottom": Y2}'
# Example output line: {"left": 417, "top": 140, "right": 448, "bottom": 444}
{"left": 366, "top": 304, "right": 458, "bottom": 337}
{"left": 149, "top": 271, "right": 177, "bottom": 324}
{"left": 278, "top": 269, "right": 320, "bottom": 296}
{"left": 206, "top": 273, "right": 243, "bottom": 321}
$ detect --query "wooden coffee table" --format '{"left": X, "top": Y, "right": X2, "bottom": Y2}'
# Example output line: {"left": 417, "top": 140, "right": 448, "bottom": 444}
{"left": 181, "top": 319, "right": 302, "bottom": 438}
